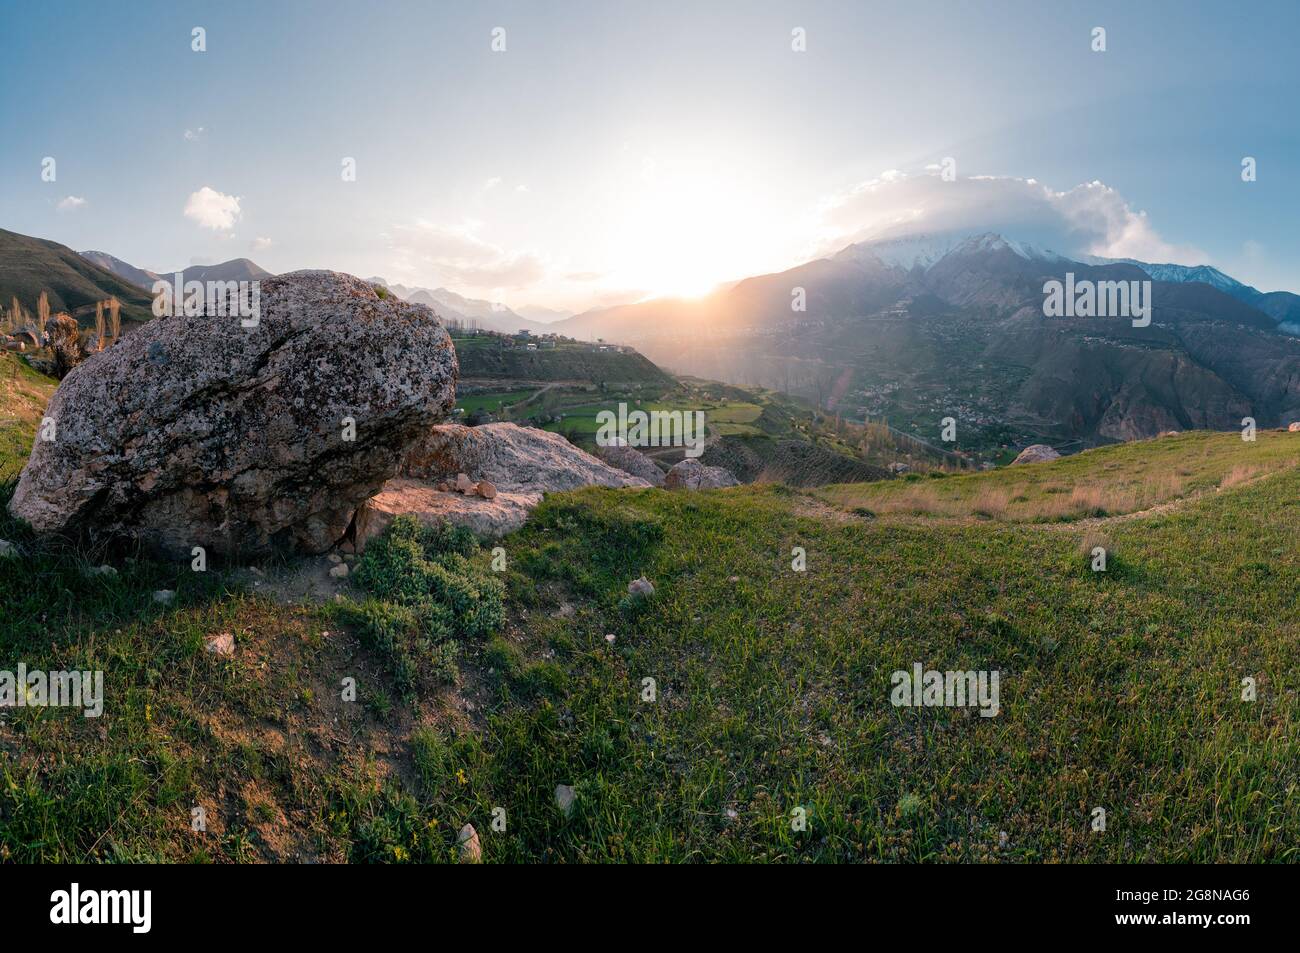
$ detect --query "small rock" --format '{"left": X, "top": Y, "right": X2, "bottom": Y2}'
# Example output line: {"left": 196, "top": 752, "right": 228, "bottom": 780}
{"left": 999, "top": 830, "right": 1009, "bottom": 849}
{"left": 329, "top": 562, "right": 349, "bottom": 579}
{"left": 0, "top": 539, "right": 15, "bottom": 558}
{"left": 328, "top": 553, "right": 343, "bottom": 564}
{"left": 87, "top": 564, "right": 117, "bottom": 578}
{"left": 205, "top": 632, "right": 235, "bottom": 657}
{"left": 604, "top": 633, "right": 616, "bottom": 644}
{"left": 343, "top": 554, "right": 355, "bottom": 563}
{"left": 457, "top": 823, "right": 482, "bottom": 864}
{"left": 456, "top": 472, "right": 473, "bottom": 493}
{"left": 555, "top": 784, "right": 576, "bottom": 817}
{"left": 664, "top": 458, "right": 740, "bottom": 490}
{"left": 152, "top": 589, "right": 176, "bottom": 605}
{"left": 627, "top": 575, "right": 654, "bottom": 599}
{"left": 476, "top": 480, "right": 497, "bottom": 500}
{"left": 1010, "top": 444, "right": 1060, "bottom": 465}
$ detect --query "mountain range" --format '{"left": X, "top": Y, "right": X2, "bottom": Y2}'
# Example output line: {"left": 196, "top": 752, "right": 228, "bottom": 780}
{"left": 81, "top": 250, "right": 273, "bottom": 290}
{"left": 364, "top": 279, "right": 555, "bottom": 335}
{"left": 0, "top": 229, "right": 155, "bottom": 324}
{"left": 550, "top": 231, "right": 1300, "bottom": 447}
{"left": 4, "top": 224, "right": 1298, "bottom": 450}
{"left": 60, "top": 244, "right": 557, "bottom": 336}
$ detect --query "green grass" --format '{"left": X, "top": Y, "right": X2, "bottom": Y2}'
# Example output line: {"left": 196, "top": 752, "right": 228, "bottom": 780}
{"left": 2, "top": 429, "right": 1298, "bottom": 861}
{"left": 0, "top": 353, "right": 57, "bottom": 478}
{"left": 816, "top": 429, "right": 1300, "bottom": 522}
{"left": 455, "top": 388, "right": 535, "bottom": 415}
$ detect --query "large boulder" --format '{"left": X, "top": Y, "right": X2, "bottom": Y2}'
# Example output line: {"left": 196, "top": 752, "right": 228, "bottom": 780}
{"left": 9, "top": 271, "right": 457, "bottom": 557}
{"left": 1010, "top": 444, "right": 1061, "bottom": 465}
{"left": 355, "top": 478, "right": 541, "bottom": 541}
{"left": 354, "top": 423, "right": 649, "bottom": 544}
{"left": 401, "top": 422, "right": 648, "bottom": 492}
{"left": 664, "top": 458, "right": 739, "bottom": 490}
{"left": 596, "top": 440, "right": 665, "bottom": 486}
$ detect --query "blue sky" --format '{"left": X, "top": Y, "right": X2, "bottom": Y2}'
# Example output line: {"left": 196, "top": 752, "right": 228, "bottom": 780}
{"left": 2, "top": 0, "right": 1297, "bottom": 309}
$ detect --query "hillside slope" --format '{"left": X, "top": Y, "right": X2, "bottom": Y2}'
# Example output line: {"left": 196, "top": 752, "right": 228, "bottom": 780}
{"left": 454, "top": 334, "right": 672, "bottom": 385}
{"left": 2, "top": 430, "right": 1296, "bottom": 861}
{"left": 554, "top": 232, "right": 1300, "bottom": 452}
{"left": 0, "top": 354, "right": 57, "bottom": 477}
{"left": 0, "top": 228, "right": 154, "bottom": 325}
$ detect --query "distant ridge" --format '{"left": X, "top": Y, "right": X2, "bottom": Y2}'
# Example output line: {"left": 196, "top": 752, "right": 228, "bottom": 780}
{"left": 0, "top": 228, "right": 154, "bottom": 325}
{"left": 78, "top": 250, "right": 273, "bottom": 290}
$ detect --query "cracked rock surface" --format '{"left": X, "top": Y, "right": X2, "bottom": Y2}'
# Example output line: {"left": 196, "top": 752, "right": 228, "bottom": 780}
{"left": 9, "top": 271, "right": 457, "bottom": 557}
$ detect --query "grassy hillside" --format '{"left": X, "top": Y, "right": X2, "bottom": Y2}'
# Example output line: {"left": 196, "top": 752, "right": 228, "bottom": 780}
{"left": 2, "top": 429, "right": 1297, "bottom": 861}
{"left": 454, "top": 333, "right": 672, "bottom": 385}
{"left": 0, "top": 353, "right": 57, "bottom": 478}
{"left": 817, "top": 429, "right": 1299, "bottom": 521}
{"left": 0, "top": 228, "right": 155, "bottom": 326}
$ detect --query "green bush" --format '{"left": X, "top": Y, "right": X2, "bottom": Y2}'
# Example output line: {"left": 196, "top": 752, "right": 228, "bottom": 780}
{"left": 354, "top": 516, "right": 504, "bottom": 640}
{"left": 345, "top": 516, "right": 504, "bottom": 702}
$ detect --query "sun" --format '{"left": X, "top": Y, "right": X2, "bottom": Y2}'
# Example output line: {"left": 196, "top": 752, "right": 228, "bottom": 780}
{"left": 601, "top": 156, "right": 775, "bottom": 299}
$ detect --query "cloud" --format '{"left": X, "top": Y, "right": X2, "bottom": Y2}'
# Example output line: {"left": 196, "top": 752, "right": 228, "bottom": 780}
{"left": 387, "top": 220, "right": 545, "bottom": 290}
{"left": 482, "top": 177, "right": 502, "bottom": 191}
{"left": 816, "top": 171, "right": 1205, "bottom": 264}
{"left": 251, "top": 236, "right": 273, "bottom": 250}
{"left": 184, "top": 186, "right": 241, "bottom": 230}
{"left": 56, "top": 196, "right": 86, "bottom": 211}
{"left": 183, "top": 127, "right": 205, "bottom": 142}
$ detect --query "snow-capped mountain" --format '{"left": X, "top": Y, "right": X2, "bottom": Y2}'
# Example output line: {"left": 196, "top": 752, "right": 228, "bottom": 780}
{"left": 368, "top": 278, "right": 551, "bottom": 334}
{"left": 1085, "top": 257, "right": 1253, "bottom": 296}
{"left": 836, "top": 231, "right": 1069, "bottom": 272}
{"left": 1084, "top": 255, "right": 1300, "bottom": 333}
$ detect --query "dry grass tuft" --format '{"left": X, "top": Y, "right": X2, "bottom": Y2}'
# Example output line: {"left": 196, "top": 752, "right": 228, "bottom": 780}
{"left": 1219, "top": 464, "right": 1260, "bottom": 489}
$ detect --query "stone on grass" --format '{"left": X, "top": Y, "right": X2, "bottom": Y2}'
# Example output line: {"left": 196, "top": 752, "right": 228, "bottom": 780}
{"left": 597, "top": 441, "right": 666, "bottom": 487}
{"left": 328, "top": 562, "right": 349, "bottom": 579}
{"left": 9, "top": 271, "right": 457, "bottom": 558}
{"left": 205, "top": 632, "right": 236, "bottom": 657}
{"left": 627, "top": 575, "right": 655, "bottom": 599}
{"left": 1010, "top": 444, "right": 1061, "bottom": 465}
{"left": 554, "top": 784, "right": 576, "bottom": 818}
{"left": 152, "top": 589, "right": 175, "bottom": 605}
{"left": 353, "top": 423, "right": 649, "bottom": 546}
{"left": 457, "top": 823, "right": 482, "bottom": 864}
{"left": 664, "top": 458, "right": 739, "bottom": 490}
